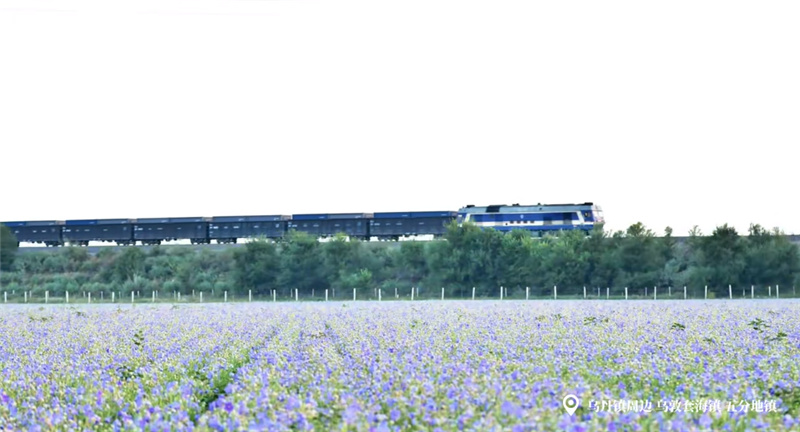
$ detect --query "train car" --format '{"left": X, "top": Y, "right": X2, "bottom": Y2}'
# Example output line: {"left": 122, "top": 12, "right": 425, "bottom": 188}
{"left": 62, "top": 219, "right": 134, "bottom": 246}
{"left": 133, "top": 217, "right": 210, "bottom": 245}
{"left": 370, "top": 211, "right": 457, "bottom": 240}
{"left": 288, "top": 213, "right": 372, "bottom": 240}
{"left": 457, "top": 203, "right": 604, "bottom": 236}
{"left": 1, "top": 203, "right": 605, "bottom": 247}
{"left": 2, "top": 220, "right": 64, "bottom": 246}
{"left": 208, "top": 215, "right": 290, "bottom": 244}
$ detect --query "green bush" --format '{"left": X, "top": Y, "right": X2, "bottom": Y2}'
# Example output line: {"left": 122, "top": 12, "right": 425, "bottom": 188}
{"left": 0, "top": 271, "right": 22, "bottom": 286}
{"left": 163, "top": 279, "right": 183, "bottom": 294}
{"left": 121, "top": 275, "right": 153, "bottom": 296}
{"left": 2, "top": 281, "right": 21, "bottom": 295}
{"left": 83, "top": 281, "right": 113, "bottom": 295}
{"left": 213, "top": 280, "right": 234, "bottom": 295}
{"left": 196, "top": 280, "right": 214, "bottom": 294}
{"left": 42, "top": 254, "right": 68, "bottom": 273}
{"left": 0, "top": 220, "right": 799, "bottom": 299}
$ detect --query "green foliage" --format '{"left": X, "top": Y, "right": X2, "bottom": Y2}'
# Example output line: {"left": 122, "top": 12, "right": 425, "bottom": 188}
{"left": 695, "top": 224, "right": 746, "bottom": 293}
{"left": 277, "top": 230, "right": 325, "bottom": 293}
{"left": 112, "top": 247, "right": 146, "bottom": 283}
{"left": 233, "top": 239, "right": 279, "bottom": 295}
{"left": 341, "top": 268, "right": 373, "bottom": 290}
{"left": 61, "top": 247, "right": 90, "bottom": 272}
{"left": 671, "top": 322, "right": 686, "bottom": 331}
{"left": 0, "top": 224, "right": 19, "bottom": 271}
{"left": 398, "top": 241, "right": 427, "bottom": 285}
{"left": 121, "top": 274, "right": 153, "bottom": 295}
{"left": 2, "top": 221, "right": 800, "bottom": 299}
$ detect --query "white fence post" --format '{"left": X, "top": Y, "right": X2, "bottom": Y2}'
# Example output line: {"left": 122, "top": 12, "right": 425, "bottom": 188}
{"left": 500, "top": 286, "right": 503, "bottom": 300}
{"left": 249, "top": 290, "right": 252, "bottom": 302}
{"left": 625, "top": 287, "right": 628, "bottom": 300}
{"left": 440, "top": 287, "right": 444, "bottom": 301}
{"left": 654, "top": 286, "right": 657, "bottom": 300}
{"left": 606, "top": 287, "right": 609, "bottom": 299}
{"left": 200, "top": 292, "right": 203, "bottom": 302}
{"left": 583, "top": 286, "right": 586, "bottom": 299}
{"left": 24, "top": 291, "right": 27, "bottom": 303}
{"left": 684, "top": 286, "right": 687, "bottom": 299}
{"left": 768, "top": 286, "right": 772, "bottom": 297}
{"left": 526, "top": 286, "right": 530, "bottom": 300}
{"left": 729, "top": 284, "right": 732, "bottom": 300}
{"left": 88, "top": 292, "right": 91, "bottom": 304}
{"left": 153, "top": 291, "right": 156, "bottom": 303}
{"left": 379, "top": 289, "right": 382, "bottom": 301}
{"left": 704, "top": 285, "right": 708, "bottom": 300}
{"left": 66, "top": 291, "right": 69, "bottom": 303}
{"left": 395, "top": 287, "right": 398, "bottom": 299}
{"left": 45, "top": 291, "right": 49, "bottom": 304}
{"left": 325, "top": 289, "right": 329, "bottom": 302}
{"left": 411, "top": 287, "right": 414, "bottom": 301}
{"left": 472, "top": 287, "right": 475, "bottom": 300}
{"left": 273, "top": 290, "right": 276, "bottom": 302}
{"left": 131, "top": 291, "right": 134, "bottom": 303}
{"left": 668, "top": 286, "right": 671, "bottom": 297}
{"left": 295, "top": 289, "right": 299, "bottom": 302}
{"left": 751, "top": 285, "right": 754, "bottom": 299}
{"left": 353, "top": 288, "right": 356, "bottom": 301}
{"left": 224, "top": 291, "right": 228, "bottom": 302}
{"left": 553, "top": 285, "right": 557, "bottom": 300}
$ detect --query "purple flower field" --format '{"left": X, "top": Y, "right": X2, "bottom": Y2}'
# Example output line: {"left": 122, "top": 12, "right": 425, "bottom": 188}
{"left": 1, "top": 300, "right": 799, "bottom": 431}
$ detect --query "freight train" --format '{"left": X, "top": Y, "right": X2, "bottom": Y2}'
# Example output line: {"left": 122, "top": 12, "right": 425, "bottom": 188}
{"left": 1, "top": 203, "right": 603, "bottom": 247}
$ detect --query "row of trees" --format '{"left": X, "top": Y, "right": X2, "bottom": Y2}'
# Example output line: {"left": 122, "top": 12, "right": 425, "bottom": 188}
{"left": 0, "top": 225, "right": 18, "bottom": 272}
{"left": 1, "top": 222, "right": 799, "bottom": 298}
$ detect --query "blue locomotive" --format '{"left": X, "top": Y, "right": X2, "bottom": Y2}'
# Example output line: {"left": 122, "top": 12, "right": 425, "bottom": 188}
{"left": 1, "top": 203, "right": 602, "bottom": 246}
{"left": 457, "top": 202, "right": 604, "bottom": 236}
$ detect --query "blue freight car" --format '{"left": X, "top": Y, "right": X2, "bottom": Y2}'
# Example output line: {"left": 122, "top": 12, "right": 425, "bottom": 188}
{"left": 370, "top": 211, "right": 457, "bottom": 240}
{"left": 2, "top": 220, "right": 64, "bottom": 246}
{"left": 288, "top": 213, "right": 372, "bottom": 239}
{"left": 133, "top": 217, "right": 210, "bottom": 245}
{"left": 208, "top": 215, "right": 291, "bottom": 244}
{"left": 62, "top": 219, "right": 133, "bottom": 246}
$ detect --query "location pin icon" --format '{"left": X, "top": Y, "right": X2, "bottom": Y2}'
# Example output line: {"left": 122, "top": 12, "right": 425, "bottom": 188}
{"left": 563, "top": 394, "right": 579, "bottom": 416}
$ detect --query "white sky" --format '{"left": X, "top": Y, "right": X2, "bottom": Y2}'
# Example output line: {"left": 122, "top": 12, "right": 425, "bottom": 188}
{"left": 1, "top": 0, "right": 798, "bottom": 237}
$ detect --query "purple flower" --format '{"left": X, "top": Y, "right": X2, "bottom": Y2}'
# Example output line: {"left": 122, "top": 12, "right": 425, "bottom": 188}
{"left": 699, "top": 413, "right": 712, "bottom": 428}
{"left": 343, "top": 404, "right": 360, "bottom": 424}
{"left": 286, "top": 395, "right": 300, "bottom": 410}
{"left": 501, "top": 400, "right": 523, "bottom": 418}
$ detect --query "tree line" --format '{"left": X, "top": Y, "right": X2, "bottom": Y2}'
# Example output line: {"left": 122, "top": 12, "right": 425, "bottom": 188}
{"left": 1, "top": 222, "right": 799, "bottom": 299}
